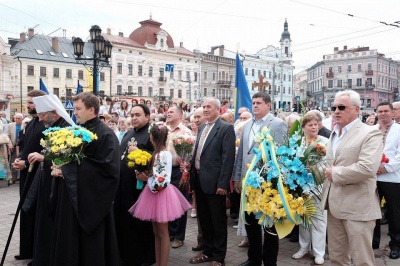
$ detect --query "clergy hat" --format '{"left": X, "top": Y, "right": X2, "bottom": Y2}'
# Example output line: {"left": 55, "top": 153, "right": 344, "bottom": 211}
{"left": 33, "top": 95, "right": 75, "bottom": 126}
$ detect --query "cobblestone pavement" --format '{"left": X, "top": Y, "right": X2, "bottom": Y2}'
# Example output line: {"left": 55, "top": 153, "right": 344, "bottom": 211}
{"left": 0, "top": 179, "right": 396, "bottom": 265}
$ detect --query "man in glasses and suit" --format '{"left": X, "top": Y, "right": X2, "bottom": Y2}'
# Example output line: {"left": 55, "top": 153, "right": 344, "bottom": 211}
{"left": 322, "top": 90, "right": 383, "bottom": 266}
{"left": 233, "top": 92, "right": 287, "bottom": 266}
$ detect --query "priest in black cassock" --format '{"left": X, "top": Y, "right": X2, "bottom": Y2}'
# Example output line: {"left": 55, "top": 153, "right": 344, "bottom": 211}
{"left": 49, "top": 92, "right": 120, "bottom": 266}
{"left": 22, "top": 94, "right": 75, "bottom": 266}
{"left": 114, "top": 104, "right": 155, "bottom": 266}
{"left": 12, "top": 89, "right": 47, "bottom": 261}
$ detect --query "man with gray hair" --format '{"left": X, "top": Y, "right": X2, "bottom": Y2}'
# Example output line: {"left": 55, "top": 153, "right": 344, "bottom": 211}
{"left": 7, "top": 113, "right": 24, "bottom": 184}
{"left": 322, "top": 89, "right": 383, "bottom": 265}
{"left": 393, "top": 101, "right": 400, "bottom": 124}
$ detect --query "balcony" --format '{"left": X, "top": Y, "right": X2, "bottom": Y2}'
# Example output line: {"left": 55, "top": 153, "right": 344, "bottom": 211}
{"left": 216, "top": 80, "right": 232, "bottom": 88}
{"left": 158, "top": 77, "right": 167, "bottom": 83}
{"left": 365, "top": 70, "right": 374, "bottom": 76}
{"left": 326, "top": 72, "right": 334, "bottom": 78}
{"left": 306, "top": 91, "right": 312, "bottom": 97}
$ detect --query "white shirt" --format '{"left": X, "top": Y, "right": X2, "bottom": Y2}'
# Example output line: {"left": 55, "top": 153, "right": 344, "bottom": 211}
{"left": 248, "top": 113, "right": 271, "bottom": 149}
{"left": 331, "top": 118, "right": 360, "bottom": 159}
{"left": 377, "top": 122, "right": 400, "bottom": 183}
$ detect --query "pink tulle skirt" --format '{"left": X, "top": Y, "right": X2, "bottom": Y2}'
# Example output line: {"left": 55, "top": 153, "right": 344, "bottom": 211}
{"left": 128, "top": 185, "right": 191, "bottom": 223}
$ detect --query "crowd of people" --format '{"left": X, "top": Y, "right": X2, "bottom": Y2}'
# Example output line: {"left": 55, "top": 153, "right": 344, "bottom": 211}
{"left": 2, "top": 89, "right": 400, "bottom": 266}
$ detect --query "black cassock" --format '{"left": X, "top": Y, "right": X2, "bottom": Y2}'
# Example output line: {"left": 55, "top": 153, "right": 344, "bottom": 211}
{"left": 22, "top": 117, "right": 70, "bottom": 266}
{"left": 114, "top": 123, "right": 156, "bottom": 266}
{"left": 49, "top": 117, "right": 120, "bottom": 266}
{"left": 18, "top": 116, "right": 46, "bottom": 258}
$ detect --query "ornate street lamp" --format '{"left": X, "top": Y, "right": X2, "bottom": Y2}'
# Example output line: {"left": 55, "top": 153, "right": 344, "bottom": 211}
{"left": 72, "top": 25, "right": 112, "bottom": 96}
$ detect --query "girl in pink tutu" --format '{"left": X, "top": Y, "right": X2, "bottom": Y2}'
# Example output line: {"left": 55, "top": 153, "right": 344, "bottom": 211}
{"left": 129, "top": 123, "right": 191, "bottom": 266}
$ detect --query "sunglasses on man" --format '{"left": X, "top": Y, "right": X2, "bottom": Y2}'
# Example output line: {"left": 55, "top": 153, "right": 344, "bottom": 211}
{"left": 331, "top": 105, "right": 356, "bottom": 111}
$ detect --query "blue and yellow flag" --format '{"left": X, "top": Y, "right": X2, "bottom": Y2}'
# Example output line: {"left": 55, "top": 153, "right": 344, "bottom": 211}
{"left": 234, "top": 53, "right": 252, "bottom": 120}
{"left": 39, "top": 78, "right": 49, "bottom": 94}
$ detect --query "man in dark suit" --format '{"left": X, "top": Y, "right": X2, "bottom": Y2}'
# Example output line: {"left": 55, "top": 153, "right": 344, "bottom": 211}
{"left": 189, "top": 98, "right": 236, "bottom": 266}
{"left": 233, "top": 92, "right": 288, "bottom": 266}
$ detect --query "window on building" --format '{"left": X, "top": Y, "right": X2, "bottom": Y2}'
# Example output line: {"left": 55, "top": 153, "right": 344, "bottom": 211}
{"left": 170, "top": 89, "right": 174, "bottom": 99}
{"left": 367, "top": 62, "right": 372, "bottom": 70}
{"left": 219, "top": 72, "right": 222, "bottom": 81}
{"left": 204, "top": 71, "right": 207, "bottom": 80}
{"left": 66, "top": 69, "right": 72, "bottom": 79}
{"left": 117, "top": 85, "right": 122, "bottom": 95}
{"left": 337, "top": 80, "right": 342, "bottom": 87}
{"left": 66, "top": 89, "right": 72, "bottom": 97}
{"left": 178, "top": 70, "right": 182, "bottom": 80}
{"left": 288, "top": 87, "right": 291, "bottom": 94}
{"left": 283, "top": 87, "right": 286, "bottom": 93}
{"left": 117, "top": 63, "right": 122, "bottom": 74}
{"left": 128, "top": 64, "right": 133, "bottom": 75}
{"left": 288, "top": 75, "right": 291, "bottom": 81}
{"left": 128, "top": 86, "right": 133, "bottom": 94}
{"left": 269, "top": 71, "right": 272, "bottom": 78}
{"left": 53, "top": 88, "right": 59, "bottom": 97}
{"left": 53, "top": 68, "right": 59, "bottom": 78}
{"left": 138, "top": 86, "right": 143, "bottom": 96}
{"left": 100, "top": 72, "right": 105, "bottom": 81}
{"left": 27, "top": 86, "right": 34, "bottom": 92}
{"left": 328, "top": 80, "right": 333, "bottom": 88}
{"left": 186, "top": 71, "right": 190, "bottom": 81}
{"left": 338, "top": 66, "right": 342, "bottom": 73}
{"left": 347, "top": 65, "right": 352, "bottom": 72}
{"left": 251, "top": 69, "right": 255, "bottom": 77}
{"left": 213, "top": 73, "right": 216, "bottom": 81}
{"left": 78, "top": 70, "right": 83, "bottom": 80}
{"left": 347, "top": 79, "right": 352, "bottom": 88}
{"left": 27, "top": 65, "right": 34, "bottom": 76}
{"left": 245, "top": 68, "right": 248, "bottom": 76}
{"left": 170, "top": 71, "right": 174, "bottom": 79}
{"left": 263, "top": 71, "right": 267, "bottom": 78}
{"left": 149, "top": 66, "right": 153, "bottom": 77}
{"left": 148, "top": 87, "right": 153, "bottom": 97}
{"left": 40, "top": 67, "right": 46, "bottom": 77}
{"left": 194, "top": 72, "right": 198, "bottom": 82}
{"left": 204, "top": 88, "right": 207, "bottom": 97}
{"left": 367, "top": 78, "right": 373, "bottom": 86}
{"left": 283, "top": 74, "right": 286, "bottom": 81}
{"left": 138, "top": 65, "right": 143, "bottom": 76}
{"left": 357, "top": 78, "right": 362, "bottom": 87}
{"left": 258, "top": 70, "right": 261, "bottom": 77}
{"left": 159, "top": 68, "right": 165, "bottom": 78}
{"left": 178, "top": 89, "right": 182, "bottom": 98}
{"left": 358, "top": 63, "right": 362, "bottom": 72}
{"left": 160, "top": 88, "right": 164, "bottom": 95}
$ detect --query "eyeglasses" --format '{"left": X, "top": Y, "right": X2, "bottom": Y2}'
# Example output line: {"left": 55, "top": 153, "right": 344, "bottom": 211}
{"left": 331, "top": 105, "right": 356, "bottom": 112}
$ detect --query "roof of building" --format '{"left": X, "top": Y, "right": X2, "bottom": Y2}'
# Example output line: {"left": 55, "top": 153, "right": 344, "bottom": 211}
{"left": 280, "top": 19, "right": 291, "bottom": 42}
{"left": 129, "top": 18, "right": 174, "bottom": 48}
{"left": 10, "top": 34, "right": 98, "bottom": 65}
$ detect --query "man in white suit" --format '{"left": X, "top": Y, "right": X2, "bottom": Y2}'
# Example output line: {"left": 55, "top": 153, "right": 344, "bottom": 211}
{"left": 233, "top": 92, "right": 287, "bottom": 266}
{"left": 322, "top": 90, "right": 383, "bottom": 266}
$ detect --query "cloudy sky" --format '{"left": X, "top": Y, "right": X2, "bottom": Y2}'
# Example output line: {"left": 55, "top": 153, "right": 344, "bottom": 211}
{"left": 1, "top": 0, "right": 399, "bottom": 73}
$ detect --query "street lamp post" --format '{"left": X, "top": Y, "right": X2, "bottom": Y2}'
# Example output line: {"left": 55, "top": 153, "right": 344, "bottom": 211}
{"left": 72, "top": 25, "right": 112, "bottom": 96}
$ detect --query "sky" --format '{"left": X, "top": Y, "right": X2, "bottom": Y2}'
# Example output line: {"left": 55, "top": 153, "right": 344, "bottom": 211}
{"left": 1, "top": 0, "right": 400, "bottom": 74}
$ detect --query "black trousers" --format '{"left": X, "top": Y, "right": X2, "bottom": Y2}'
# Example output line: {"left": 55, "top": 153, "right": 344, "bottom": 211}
{"left": 195, "top": 176, "right": 227, "bottom": 263}
{"left": 244, "top": 212, "right": 279, "bottom": 266}
{"left": 168, "top": 167, "right": 188, "bottom": 241}
{"left": 373, "top": 181, "right": 400, "bottom": 250}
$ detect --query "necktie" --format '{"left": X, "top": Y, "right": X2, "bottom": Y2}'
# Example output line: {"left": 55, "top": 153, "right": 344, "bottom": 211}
{"left": 194, "top": 123, "right": 213, "bottom": 170}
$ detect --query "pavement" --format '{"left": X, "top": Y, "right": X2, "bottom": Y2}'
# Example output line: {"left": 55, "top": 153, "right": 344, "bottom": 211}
{"left": 0, "top": 179, "right": 397, "bottom": 266}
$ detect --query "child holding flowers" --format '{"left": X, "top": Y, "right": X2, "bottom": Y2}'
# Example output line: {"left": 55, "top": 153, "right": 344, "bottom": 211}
{"left": 129, "top": 123, "right": 191, "bottom": 266}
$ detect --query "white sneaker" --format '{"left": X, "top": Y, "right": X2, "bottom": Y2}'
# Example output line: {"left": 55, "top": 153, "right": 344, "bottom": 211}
{"left": 314, "top": 256, "right": 324, "bottom": 265}
{"left": 190, "top": 209, "right": 197, "bottom": 218}
{"left": 292, "top": 250, "right": 309, "bottom": 259}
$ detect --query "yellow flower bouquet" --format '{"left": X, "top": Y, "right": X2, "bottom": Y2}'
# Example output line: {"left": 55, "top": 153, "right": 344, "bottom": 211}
{"left": 41, "top": 126, "right": 98, "bottom": 166}
{"left": 126, "top": 149, "right": 152, "bottom": 189}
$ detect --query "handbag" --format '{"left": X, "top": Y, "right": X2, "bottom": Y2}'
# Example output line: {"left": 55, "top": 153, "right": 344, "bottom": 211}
{"left": 0, "top": 134, "right": 9, "bottom": 145}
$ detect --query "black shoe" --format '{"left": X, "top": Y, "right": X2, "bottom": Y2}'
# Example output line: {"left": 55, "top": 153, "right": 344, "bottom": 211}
{"left": 389, "top": 249, "right": 400, "bottom": 259}
{"left": 289, "top": 234, "right": 299, "bottom": 242}
{"left": 192, "top": 245, "right": 205, "bottom": 251}
{"left": 14, "top": 255, "right": 31, "bottom": 260}
{"left": 237, "top": 260, "right": 261, "bottom": 266}
{"left": 27, "top": 261, "right": 32, "bottom": 266}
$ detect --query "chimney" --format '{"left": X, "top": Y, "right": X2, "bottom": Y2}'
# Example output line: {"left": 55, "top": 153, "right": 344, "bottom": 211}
{"left": 28, "top": 28, "right": 34, "bottom": 38}
{"left": 20, "top": 32, "right": 26, "bottom": 43}
{"left": 107, "top": 28, "right": 111, "bottom": 34}
{"left": 344, "top": 45, "right": 347, "bottom": 50}
{"left": 334, "top": 47, "right": 338, "bottom": 52}
{"left": 52, "top": 37, "right": 59, "bottom": 53}
{"left": 219, "top": 45, "right": 224, "bottom": 56}
{"left": 118, "top": 32, "right": 123, "bottom": 37}
{"left": 180, "top": 42, "right": 183, "bottom": 48}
